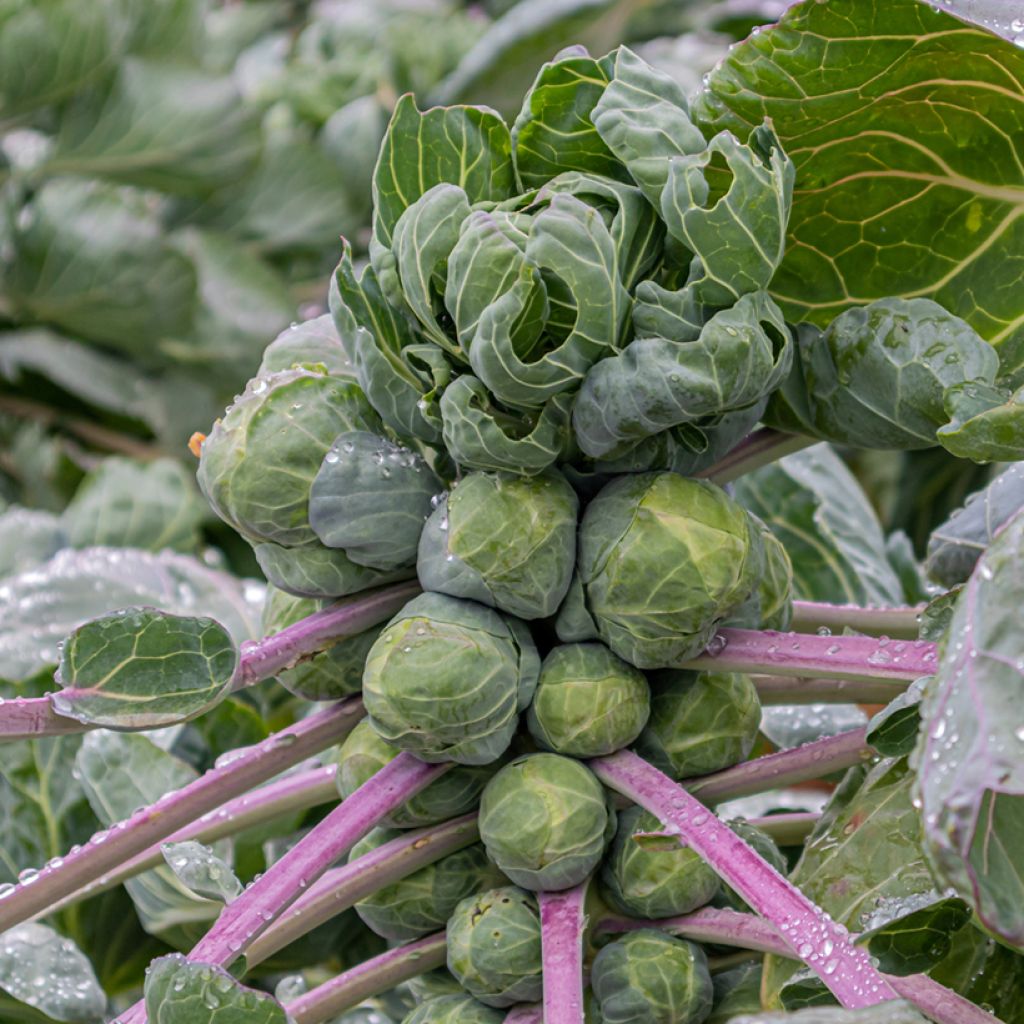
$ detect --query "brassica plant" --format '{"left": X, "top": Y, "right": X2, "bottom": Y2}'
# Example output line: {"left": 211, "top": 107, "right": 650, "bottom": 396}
{"left": 1, "top": 3, "right": 1024, "bottom": 1024}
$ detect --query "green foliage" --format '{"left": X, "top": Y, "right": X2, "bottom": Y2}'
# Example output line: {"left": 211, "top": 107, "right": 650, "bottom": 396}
{"left": 478, "top": 753, "right": 610, "bottom": 891}
{"left": 401, "top": 993, "right": 503, "bottom": 1024}
{"left": 446, "top": 885, "right": 543, "bottom": 1007}
{"left": 52, "top": 608, "right": 237, "bottom": 729}
{"left": 590, "top": 929, "right": 713, "bottom": 1024}
{"left": 601, "top": 806, "right": 719, "bottom": 918}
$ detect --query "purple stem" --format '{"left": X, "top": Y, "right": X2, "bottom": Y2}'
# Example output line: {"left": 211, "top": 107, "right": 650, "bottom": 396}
{"left": 752, "top": 674, "right": 907, "bottom": 705}
{"left": 285, "top": 932, "right": 447, "bottom": 1024}
{"left": 504, "top": 1008, "right": 542, "bottom": 1024}
{"left": 48, "top": 765, "right": 341, "bottom": 915}
{"left": 0, "top": 699, "right": 364, "bottom": 934}
{"left": 590, "top": 749, "right": 899, "bottom": 1008}
{"left": 246, "top": 813, "right": 479, "bottom": 967}
{"left": 0, "top": 580, "right": 419, "bottom": 741}
{"left": 686, "top": 726, "right": 874, "bottom": 804}
{"left": 684, "top": 628, "right": 935, "bottom": 682}
{"left": 639, "top": 811, "right": 820, "bottom": 850}
{"left": 700, "top": 428, "right": 815, "bottom": 485}
{"left": 598, "top": 908, "right": 1000, "bottom": 1024}
{"left": 790, "top": 601, "right": 923, "bottom": 640}
{"left": 539, "top": 883, "right": 588, "bottom": 1024}
{"left": 117, "top": 752, "right": 448, "bottom": 1024}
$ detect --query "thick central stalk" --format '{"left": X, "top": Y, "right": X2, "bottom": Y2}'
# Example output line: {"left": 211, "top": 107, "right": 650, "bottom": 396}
{"left": 539, "top": 883, "right": 588, "bottom": 1024}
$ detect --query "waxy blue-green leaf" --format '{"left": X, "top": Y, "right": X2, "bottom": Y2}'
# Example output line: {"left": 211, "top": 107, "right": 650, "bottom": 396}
{"left": 161, "top": 841, "right": 242, "bottom": 905}
{"left": 0, "top": 923, "right": 106, "bottom": 1024}
{"left": 511, "top": 49, "right": 623, "bottom": 189}
{"left": 866, "top": 678, "right": 928, "bottom": 759}
{"left": 469, "top": 192, "right": 631, "bottom": 407}
{"left": 914, "top": 508, "right": 1024, "bottom": 949}
{"left": 48, "top": 58, "right": 260, "bottom": 196}
{"left": 857, "top": 892, "right": 970, "bottom": 976}
{"left": 658, "top": 124, "right": 793, "bottom": 312}
{"left": 733, "top": 446, "right": 906, "bottom": 606}
{"left": 573, "top": 290, "right": 791, "bottom": 458}
{"left": 259, "top": 315, "right": 355, "bottom": 379}
{"left": 52, "top": 608, "right": 237, "bottom": 730}
{"left": 76, "top": 731, "right": 221, "bottom": 942}
{"left": 372, "top": 94, "right": 515, "bottom": 250}
{"left": 693, "top": 0, "right": 1024, "bottom": 379}
{"left": 768, "top": 298, "right": 1001, "bottom": 451}
{"left": 591, "top": 46, "right": 705, "bottom": 206}
{"left": 144, "top": 954, "right": 287, "bottom": 1024}
{"left": 0, "top": 507, "right": 65, "bottom": 578}
{"left": 61, "top": 458, "right": 206, "bottom": 554}
{"left": 440, "top": 376, "right": 572, "bottom": 475}
{"left": 309, "top": 431, "right": 441, "bottom": 571}
{"left": 0, "top": 547, "right": 259, "bottom": 684}
{"left": 926, "top": 463, "right": 1024, "bottom": 587}
{"left": 937, "top": 380, "right": 1024, "bottom": 462}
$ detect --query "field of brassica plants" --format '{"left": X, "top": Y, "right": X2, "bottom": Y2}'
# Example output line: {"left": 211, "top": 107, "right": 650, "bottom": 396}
{"left": 1, "top": 0, "right": 1023, "bottom": 1022}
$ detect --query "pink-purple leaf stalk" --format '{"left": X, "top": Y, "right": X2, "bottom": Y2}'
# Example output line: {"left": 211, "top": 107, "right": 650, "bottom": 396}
{"left": 115, "top": 752, "right": 448, "bottom": 1024}
{"left": 539, "top": 883, "right": 588, "bottom": 1024}
{"left": 700, "top": 427, "right": 816, "bottom": 484}
{"left": 0, "top": 698, "right": 364, "bottom": 933}
{"left": 590, "top": 749, "right": 899, "bottom": 1008}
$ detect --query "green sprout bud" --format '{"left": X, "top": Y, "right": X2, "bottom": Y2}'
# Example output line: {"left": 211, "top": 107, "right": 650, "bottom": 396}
{"left": 601, "top": 806, "right": 719, "bottom": 919}
{"left": 478, "top": 753, "right": 611, "bottom": 891}
{"left": 336, "top": 720, "right": 496, "bottom": 828}
{"left": 362, "top": 593, "right": 540, "bottom": 765}
{"left": 258, "top": 315, "right": 355, "bottom": 378}
{"left": 526, "top": 643, "right": 650, "bottom": 757}
{"left": 402, "top": 994, "right": 504, "bottom": 1024}
{"left": 446, "top": 886, "right": 543, "bottom": 1007}
{"left": 349, "top": 828, "right": 504, "bottom": 942}
{"left": 724, "top": 520, "right": 793, "bottom": 631}
{"left": 591, "top": 930, "right": 713, "bottom": 1024}
{"left": 253, "top": 540, "right": 408, "bottom": 600}
{"left": 634, "top": 670, "right": 761, "bottom": 779}
{"left": 309, "top": 430, "right": 442, "bottom": 571}
{"left": 578, "top": 473, "right": 762, "bottom": 668}
{"left": 417, "top": 470, "right": 577, "bottom": 620}
{"left": 402, "top": 969, "right": 464, "bottom": 1004}
{"left": 261, "top": 587, "right": 380, "bottom": 701}
{"left": 197, "top": 368, "right": 382, "bottom": 547}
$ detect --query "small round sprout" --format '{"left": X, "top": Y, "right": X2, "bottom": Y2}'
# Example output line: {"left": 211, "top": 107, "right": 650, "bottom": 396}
{"left": 578, "top": 472, "right": 762, "bottom": 668}
{"left": 253, "top": 540, "right": 408, "bottom": 600}
{"left": 417, "top": 470, "right": 578, "bottom": 620}
{"left": 402, "top": 968, "right": 464, "bottom": 1003}
{"left": 309, "top": 430, "right": 442, "bottom": 571}
{"left": 478, "top": 753, "right": 611, "bottom": 891}
{"left": 446, "top": 885, "right": 543, "bottom": 1007}
{"left": 715, "top": 820, "right": 788, "bottom": 913}
{"left": 336, "top": 720, "right": 495, "bottom": 829}
{"left": 591, "top": 930, "right": 713, "bottom": 1024}
{"left": 401, "top": 993, "right": 504, "bottom": 1024}
{"left": 601, "top": 806, "right": 719, "bottom": 919}
{"left": 526, "top": 643, "right": 650, "bottom": 757}
{"left": 634, "top": 670, "right": 761, "bottom": 780}
{"left": 348, "top": 828, "right": 503, "bottom": 942}
{"left": 258, "top": 314, "right": 355, "bottom": 378}
{"left": 261, "top": 587, "right": 380, "bottom": 701}
{"left": 724, "top": 520, "right": 793, "bottom": 631}
{"left": 362, "top": 593, "right": 540, "bottom": 765}
{"left": 197, "top": 367, "right": 382, "bottom": 547}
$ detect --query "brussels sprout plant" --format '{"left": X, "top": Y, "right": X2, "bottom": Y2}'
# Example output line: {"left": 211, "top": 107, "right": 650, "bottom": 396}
{"left": 2, "top": 4, "right": 1024, "bottom": 1024}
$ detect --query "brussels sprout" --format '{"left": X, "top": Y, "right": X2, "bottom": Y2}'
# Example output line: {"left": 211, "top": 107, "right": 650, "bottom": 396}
{"left": 253, "top": 540, "right": 409, "bottom": 600}
{"left": 417, "top": 470, "right": 577, "bottom": 620}
{"left": 478, "top": 753, "right": 611, "bottom": 891}
{"left": 258, "top": 314, "right": 355, "bottom": 378}
{"left": 714, "top": 821, "right": 787, "bottom": 913}
{"left": 336, "top": 720, "right": 495, "bottom": 828}
{"left": 601, "top": 806, "right": 719, "bottom": 919}
{"left": 724, "top": 523, "right": 793, "bottom": 631}
{"left": 634, "top": 670, "right": 761, "bottom": 780}
{"left": 349, "top": 828, "right": 504, "bottom": 942}
{"left": 578, "top": 473, "right": 762, "bottom": 668}
{"left": 362, "top": 593, "right": 539, "bottom": 765}
{"left": 526, "top": 643, "right": 650, "bottom": 757}
{"left": 591, "top": 930, "right": 713, "bottom": 1024}
{"left": 197, "top": 368, "right": 382, "bottom": 547}
{"left": 554, "top": 572, "right": 601, "bottom": 643}
{"left": 261, "top": 587, "right": 380, "bottom": 701}
{"left": 309, "top": 431, "right": 442, "bottom": 571}
{"left": 401, "top": 993, "right": 504, "bottom": 1024}
{"left": 446, "top": 886, "right": 542, "bottom": 1007}
{"left": 402, "top": 968, "right": 464, "bottom": 1003}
